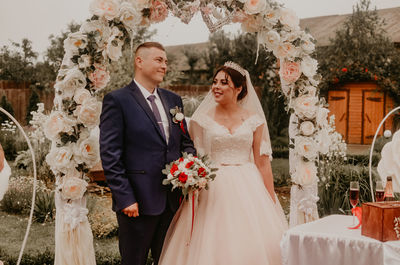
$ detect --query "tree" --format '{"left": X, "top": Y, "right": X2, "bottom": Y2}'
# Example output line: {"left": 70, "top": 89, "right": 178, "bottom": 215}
{"left": 26, "top": 90, "right": 40, "bottom": 124}
{"left": 317, "top": 0, "right": 400, "bottom": 103}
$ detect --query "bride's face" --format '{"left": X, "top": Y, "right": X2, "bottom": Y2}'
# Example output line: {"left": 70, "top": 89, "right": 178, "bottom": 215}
{"left": 211, "top": 71, "right": 241, "bottom": 105}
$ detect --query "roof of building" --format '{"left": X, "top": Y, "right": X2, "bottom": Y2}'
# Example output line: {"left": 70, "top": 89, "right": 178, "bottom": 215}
{"left": 300, "top": 7, "right": 400, "bottom": 46}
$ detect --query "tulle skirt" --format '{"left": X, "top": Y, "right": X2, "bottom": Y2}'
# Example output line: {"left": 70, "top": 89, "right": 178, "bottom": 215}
{"left": 0, "top": 159, "right": 11, "bottom": 201}
{"left": 159, "top": 163, "right": 288, "bottom": 265}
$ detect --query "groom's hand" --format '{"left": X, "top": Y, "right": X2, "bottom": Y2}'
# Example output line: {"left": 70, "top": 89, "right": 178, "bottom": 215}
{"left": 122, "top": 203, "right": 139, "bottom": 218}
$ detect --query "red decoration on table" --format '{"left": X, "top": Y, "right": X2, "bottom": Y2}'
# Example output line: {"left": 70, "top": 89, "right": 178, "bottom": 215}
{"left": 348, "top": 206, "right": 362, "bottom": 229}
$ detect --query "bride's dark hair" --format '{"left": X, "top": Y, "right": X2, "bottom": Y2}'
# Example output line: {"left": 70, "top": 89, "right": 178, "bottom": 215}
{"left": 213, "top": 66, "right": 248, "bottom": 101}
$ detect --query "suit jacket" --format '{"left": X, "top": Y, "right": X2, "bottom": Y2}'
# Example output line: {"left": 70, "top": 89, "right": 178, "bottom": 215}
{"left": 100, "top": 80, "right": 196, "bottom": 215}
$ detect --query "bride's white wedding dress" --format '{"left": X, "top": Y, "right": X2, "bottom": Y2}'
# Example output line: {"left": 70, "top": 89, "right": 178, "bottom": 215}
{"left": 159, "top": 113, "right": 288, "bottom": 265}
{"left": 0, "top": 158, "right": 11, "bottom": 201}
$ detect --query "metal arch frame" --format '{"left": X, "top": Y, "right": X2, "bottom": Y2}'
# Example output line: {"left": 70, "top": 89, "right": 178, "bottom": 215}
{"left": 369, "top": 106, "right": 400, "bottom": 202}
{"left": 0, "top": 107, "right": 37, "bottom": 265}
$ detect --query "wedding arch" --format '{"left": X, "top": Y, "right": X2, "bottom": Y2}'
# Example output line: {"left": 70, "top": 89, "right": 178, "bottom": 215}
{"left": 43, "top": 0, "right": 343, "bottom": 263}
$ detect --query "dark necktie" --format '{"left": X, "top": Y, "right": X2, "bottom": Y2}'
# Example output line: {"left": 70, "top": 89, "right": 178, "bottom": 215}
{"left": 147, "top": 95, "right": 166, "bottom": 140}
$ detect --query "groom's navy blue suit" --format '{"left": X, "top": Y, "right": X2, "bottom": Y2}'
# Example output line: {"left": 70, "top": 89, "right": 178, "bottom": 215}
{"left": 100, "top": 80, "right": 196, "bottom": 265}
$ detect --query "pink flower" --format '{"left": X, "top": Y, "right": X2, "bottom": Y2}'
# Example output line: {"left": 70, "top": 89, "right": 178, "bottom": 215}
{"left": 89, "top": 64, "right": 110, "bottom": 90}
{"left": 280, "top": 61, "right": 302, "bottom": 83}
{"left": 149, "top": 0, "right": 169, "bottom": 23}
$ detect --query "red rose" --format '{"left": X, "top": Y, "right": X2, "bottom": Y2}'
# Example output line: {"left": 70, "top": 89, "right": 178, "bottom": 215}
{"left": 178, "top": 172, "right": 188, "bottom": 183}
{"left": 179, "top": 157, "right": 184, "bottom": 162}
{"left": 170, "top": 164, "right": 178, "bottom": 175}
{"left": 374, "top": 75, "right": 378, "bottom": 81}
{"left": 365, "top": 68, "right": 368, "bottom": 73}
{"left": 185, "top": 161, "right": 194, "bottom": 168}
{"left": 198, "top": 167, "right": 206, "bottom": 177}
{"left": 341, "top": 68, "right": 347, "bottom": 72}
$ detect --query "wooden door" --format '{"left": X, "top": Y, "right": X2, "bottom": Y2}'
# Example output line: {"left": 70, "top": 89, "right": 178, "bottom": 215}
{"left": 328, "top": 90, "right": 349, "bottom": 141}
{"left": 363, "top": 91, "right": 384, "bottom": 144}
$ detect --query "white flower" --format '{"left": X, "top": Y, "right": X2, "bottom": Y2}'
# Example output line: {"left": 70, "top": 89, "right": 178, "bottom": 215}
{"left": 60, "top": 176, "right": 88, "bottom": 200}
{"left": 78, "top": 55, "right": 91, "bottom": 69}
{"left": 294, "top": 136, "right": 318, "bottom": 160}
{"left": 131, "top": 0, "right": 151, "bottom": 10}
{"left": 259, "top": 30, "right": 280, "bottom": 50}
{"left": 264, "top": 9, "right": 279, "bottom": 25}
{"left": 300, "top": 121, "right": 315, "bottom": 136}
{"left": 378, "top": 130, "right": 400, "bottom": 192}
{"left": 301, "top": 35, "right": 315, "bottom": 54}
{"left": 105, "top": 27, "right": 123, "bottom": 61}
{"left": 89, "top": 0, "right": 120, "bottom": 20}
{"left": 81, "top": 19, "right": 111, "bottom": 48}
{"left": 74, "top": 97, "right": 102, "bottom": 128}
{"left": 74, "top": 89, "right": 92, "bottom": 105}
{"left": 55, "top": 68, "right": 87, "bottom": 99}
{"left": 44, "top": 111, "right": 75, "bottom": 140}
{"left": 175, "top": 112, "right": 185, "bottom": 122}
{"left": 62, "top": 203, "right": 89, "bottom": 229}
{"left": 303, "top": 85, "right": 317, "bottom": 97}
{"left": 292, "top": 160, "right": 317, "bottom": 186}
{"left": 244, "top": 0, "right": 267, "bottom": 15}
{"left": 119, "top": 2, "right": 142, "bottom": 31}
{"left": 274, "top": 42, "right": 299, "bottom": 59}
{"left": 64, "top": 32, "right": 88, "bottom": 55}
{"left": 315, "top": 128, "right": 331, "bottom": 155}
{"left": 74, "top": 135, "right": 100, "bottom": 166}
{"left": 46, "top": 144, "right": 74, "bottom": 171}
{"left": 316, "top": 106, "right": 330, "bottom": 128}
{"left": 279, "top": 8, "right": 300, "bottom": 30}
{"left": 301, "top": 56, "right": 318, "bottom": 78}
{"left": 294, "top": 95, "right": 318, "bottom": 119}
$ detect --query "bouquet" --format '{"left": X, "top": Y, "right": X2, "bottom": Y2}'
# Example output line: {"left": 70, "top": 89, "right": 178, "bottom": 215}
{"left": 162, "top": 152, "right": 217, "bottom": 199}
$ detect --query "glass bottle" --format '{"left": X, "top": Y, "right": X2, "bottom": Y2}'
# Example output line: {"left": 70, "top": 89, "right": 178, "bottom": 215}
{"left": 384, "top": 176, "right": 395, "bottom": 202}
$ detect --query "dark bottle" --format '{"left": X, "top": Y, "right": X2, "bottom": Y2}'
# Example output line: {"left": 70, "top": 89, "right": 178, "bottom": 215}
{"left": 384, "top": 176, "right": 395, "bottom": 201}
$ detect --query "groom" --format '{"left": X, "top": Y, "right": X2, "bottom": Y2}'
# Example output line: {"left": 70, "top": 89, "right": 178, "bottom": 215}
{"left": 100, "top": 42, "right": 196, "bottom": 265}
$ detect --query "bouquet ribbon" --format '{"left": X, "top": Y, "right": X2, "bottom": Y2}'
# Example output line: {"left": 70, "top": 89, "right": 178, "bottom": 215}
{"left": 348, "top": 206, "right": 362, "bottom": 229}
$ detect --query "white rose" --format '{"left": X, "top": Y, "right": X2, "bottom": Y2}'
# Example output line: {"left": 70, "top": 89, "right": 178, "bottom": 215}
{"left": 259, "top": 30, "right": 280, "bottom": 50}
{"left": 274, "top": 42, "right": 299, "bottom": 59}
{"left": 131, "top": 0, "right": 151, "bottom": 10}
{"left": 315, "top": 128, "right": 331, "bottom": 155}
{"left": 316, "top": 106, "right": 330, "bottom": 128}
{"left": 44, "top": 111, "right": 75, "bottom": 140}
{"left": 89, "top": 0, "right": 120, "bottom": 20}
{"left": 292, "top": 160, "right": 317, "bottom": 186}
{"left": 279, "top": 8, "right": 300, "bottom": 30}
{"left": 78, "top": 55, "right": 91, "bottom": 69}
{"left": 244, "top": 0, "right": 267, "bottom": 15}
{"left": 74, "top": 89, "right": 92, "bottom": 105}
{"left": 60, "top": 177, "right": 88, "bottom": 200}
{"left": 300, "top": 121, "right": 315, "bottom": 136}
{"left": 105, "top": 38, "right": 123, "bottom": 61}
{"left": 198, "top": 178, "right": 207, "bottom": 189}
{"left": 119, "top": 2, "right": 142, "bottom": 31}
{"left": 301, "top": 35, "right": 315, "bottom": 54}
{"left": 46, "top": 145, "right": 74, "bottom": 171}
{"left": 55, "top": 68, "right": 87, "bottom": 99}
{"left": 81, "top": 19, "right": 111, "bottom": 48}
{"left": 64, "top": 32, "right": 88, "bottom": 55}
{"left": 175, "top": 112, "right": 185, "bottom": 122}
{"left": 301, "top": 56, "right": 318, "bottom": 78}
{"left": 294, "top": 136, "right": 318, "bottom": 160}
{"left": 264, "top": 9, "right": 279, "bottom": 25}
{"left": 74, "top": 135, "right": 100, "bottom": 166}
{"left": 74, "top": 98, "right": 102, "bottom": 128}
{"left": 294, "top": 95, "right": 318, "bottom": 119}
{"left": 303, "top": 85, "right": 317, "bottom": 97}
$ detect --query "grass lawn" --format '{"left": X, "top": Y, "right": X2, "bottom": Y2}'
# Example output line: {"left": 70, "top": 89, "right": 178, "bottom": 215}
{"left": 0, "top": 211, "right": 119, "bottom": 261}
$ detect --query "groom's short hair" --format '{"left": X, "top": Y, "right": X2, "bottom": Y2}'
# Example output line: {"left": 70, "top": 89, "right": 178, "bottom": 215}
{"left": 135, "top": 42, "right": 165, "bottom": 56}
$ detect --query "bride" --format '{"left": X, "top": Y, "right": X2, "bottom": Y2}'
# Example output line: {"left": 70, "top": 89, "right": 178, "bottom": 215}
{"left": 159, "top": 62, "right": 288, "bottom": 265}
{"left": 0, "top": 144, "right": 11, "bottom": 201}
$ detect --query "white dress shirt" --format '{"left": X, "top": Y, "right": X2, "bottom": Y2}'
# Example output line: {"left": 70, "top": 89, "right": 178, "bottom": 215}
{"left": 134, "top": 79, "right": 170, "bottom": 143}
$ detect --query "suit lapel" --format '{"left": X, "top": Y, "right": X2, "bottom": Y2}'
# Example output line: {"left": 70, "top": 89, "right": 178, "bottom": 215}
{"left": 127, "top": 81, "right": 167, "bottom": 144}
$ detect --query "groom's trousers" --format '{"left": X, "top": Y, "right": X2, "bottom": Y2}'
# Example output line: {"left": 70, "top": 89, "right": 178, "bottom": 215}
{"left": 116, "top": 206, "right": 174, "bottom": 265}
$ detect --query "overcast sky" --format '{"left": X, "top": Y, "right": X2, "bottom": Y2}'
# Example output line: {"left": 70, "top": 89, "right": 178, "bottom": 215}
{"left": 0, "top": 0, "right": 399, "bottom": 60}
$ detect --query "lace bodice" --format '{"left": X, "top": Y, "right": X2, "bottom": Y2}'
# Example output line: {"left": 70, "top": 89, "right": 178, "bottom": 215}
{"left": 201, "top": 115, "right": 264, "bottom": 165}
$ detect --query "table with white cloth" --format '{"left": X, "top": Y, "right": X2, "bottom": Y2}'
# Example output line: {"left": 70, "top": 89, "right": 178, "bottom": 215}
{"left": 280, "top": 214, "right": 400, "bottom": 265}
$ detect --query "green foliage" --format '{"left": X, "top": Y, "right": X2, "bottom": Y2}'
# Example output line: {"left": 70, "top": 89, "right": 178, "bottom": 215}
{"left": 317, "top": 0, "right": 400, "bottom": 103}
{"left": 0, "top": 95, "right": 14, "bottom": 125}
{"left": 88, "top": 196, "right": 119, "bottom": 239}
{"left": 0, "top": 121, "right": 27, "bottom": 161}
{"left": 1, "top": 249, "right": 54, "bottom": 265}
{"left": 25, "top": 91, "right": 40, "bottom": 124}
{"left": 182, "top": 95, "right": 204, "bottom": 117}
{"left": 34, "top": 191, "right": 55, "bottom": 223}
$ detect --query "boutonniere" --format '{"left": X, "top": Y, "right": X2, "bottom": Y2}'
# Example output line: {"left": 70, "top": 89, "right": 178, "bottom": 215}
{"left": 170, "top": 106, "right": 186, "bottom": 133}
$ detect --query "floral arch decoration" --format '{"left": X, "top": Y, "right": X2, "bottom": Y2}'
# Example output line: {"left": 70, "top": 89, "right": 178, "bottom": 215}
{"left": 43, "top": 0, "right": 345, "bottom": 262}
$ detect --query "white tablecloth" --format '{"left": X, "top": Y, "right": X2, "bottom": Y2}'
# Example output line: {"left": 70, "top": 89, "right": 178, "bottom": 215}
{"left": 280, "top": 215, "right": 400, "bottom": 265}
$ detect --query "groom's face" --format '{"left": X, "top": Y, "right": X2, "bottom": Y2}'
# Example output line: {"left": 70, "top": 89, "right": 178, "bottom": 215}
{"left": 138, "top": 47, "right": 168, "bottom": 85}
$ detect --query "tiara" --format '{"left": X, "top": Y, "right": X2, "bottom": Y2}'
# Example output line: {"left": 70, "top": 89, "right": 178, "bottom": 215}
{"left": 224, "top": 61, "right": 246, "bottom": 76}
